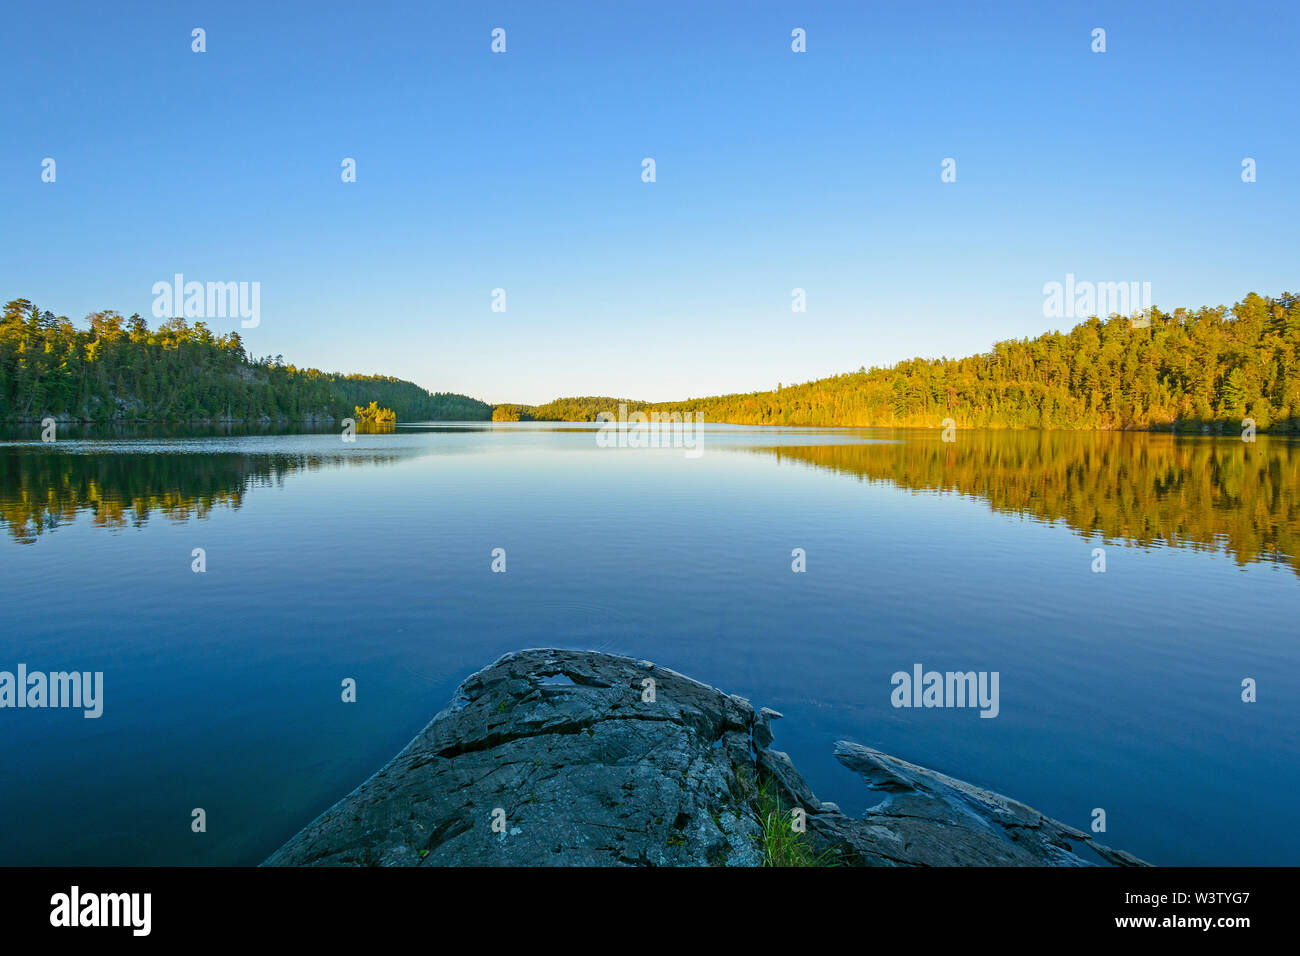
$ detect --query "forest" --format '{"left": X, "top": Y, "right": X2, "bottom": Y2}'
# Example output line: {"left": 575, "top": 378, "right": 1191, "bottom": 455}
{"left": 511, "top": 293, "right": 1300, "bottom": 433}
{"left": 0, "top": 299, "right": 492, "bottom": 423}
{"left": 9, "top": 292, "right": 1300, "bottom": 432}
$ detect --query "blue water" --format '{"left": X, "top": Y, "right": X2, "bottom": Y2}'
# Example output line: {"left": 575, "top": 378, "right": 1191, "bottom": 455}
{"left": 0, "top": 424, "right": 1296, "bottom": 865}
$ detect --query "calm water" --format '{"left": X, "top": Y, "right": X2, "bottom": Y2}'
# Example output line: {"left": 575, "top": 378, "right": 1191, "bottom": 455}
{"left": 0, "top": 424, "right": 1296, "bottom": 866}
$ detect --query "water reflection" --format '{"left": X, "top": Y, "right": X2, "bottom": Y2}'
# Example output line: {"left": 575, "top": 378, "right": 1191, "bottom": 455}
{"left": 0, "top": 449, "right": 408, "bottom": 544}
{"left": 4, "top": 430, "right": 1298, "bottom": 580}
{"left": 752, "top": 431, "right": 1300, "bottom": 576}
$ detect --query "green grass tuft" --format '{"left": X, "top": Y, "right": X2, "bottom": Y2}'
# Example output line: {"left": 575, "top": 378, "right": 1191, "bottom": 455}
{"left": 755, "top": 779, "right": 838, "bottom": 867}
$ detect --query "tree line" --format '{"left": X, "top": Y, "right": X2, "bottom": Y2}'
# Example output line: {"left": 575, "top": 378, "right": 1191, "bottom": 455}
{"left": 12, "top": 292, "right": 1299, "bottom": 432}
{"left": 0, "top": 299, "right": 492, "bottom": 423}
{"left": 507, "top": 293, "right": 1300, "bottom": 433}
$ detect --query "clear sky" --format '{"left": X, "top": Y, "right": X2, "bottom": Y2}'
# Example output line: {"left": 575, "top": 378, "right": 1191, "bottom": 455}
{"left": 2, "top": 1, "right": 1296, "bottom": 405}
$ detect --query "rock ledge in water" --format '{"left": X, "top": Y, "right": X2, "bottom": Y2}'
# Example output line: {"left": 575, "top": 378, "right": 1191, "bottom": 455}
{"left": 263, "top": 648, "right": 1148, "bottom": 867}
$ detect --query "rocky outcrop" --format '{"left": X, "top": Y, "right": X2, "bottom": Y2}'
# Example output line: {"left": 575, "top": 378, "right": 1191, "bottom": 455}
{"left": 263, "top": 649, "right": 1149, "bottom": 867}
{"left": 760, "top": 743, "right": 1148, "bottom": 867}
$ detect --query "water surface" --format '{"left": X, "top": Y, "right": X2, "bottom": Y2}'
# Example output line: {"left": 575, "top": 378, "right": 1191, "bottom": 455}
{"left": 1, "top": 424, "right": 1295, "bottom": 865}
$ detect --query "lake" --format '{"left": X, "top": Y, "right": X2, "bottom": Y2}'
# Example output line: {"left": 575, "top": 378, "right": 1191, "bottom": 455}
{"left": 0, "top": 423, "right": 1296, "bottom": 866}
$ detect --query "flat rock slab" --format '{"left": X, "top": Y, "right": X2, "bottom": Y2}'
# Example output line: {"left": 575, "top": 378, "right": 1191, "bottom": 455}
{"left": 761, "top": 743, "right": 1147, "bottom": 867}
{"left": 264, "top": 649, "right": 1148, "bottom": 867}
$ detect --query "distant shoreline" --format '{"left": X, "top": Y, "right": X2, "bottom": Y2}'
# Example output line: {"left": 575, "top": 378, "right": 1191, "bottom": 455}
{"left": 9, "top": 416, "right": 1298, "bottom": 437}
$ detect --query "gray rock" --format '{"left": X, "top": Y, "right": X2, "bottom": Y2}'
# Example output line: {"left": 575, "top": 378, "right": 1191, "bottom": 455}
{"left": 264, "top": 648, "right": 763, "bottom": 867}
{"left": 753, "top": 706, "right": 783, "bottom": 749}
{"left": 763, "top": 742, "right": 1149, "bottom": 867}
{"left": 263, "top": 649, "right": 1149, "bottom": 867}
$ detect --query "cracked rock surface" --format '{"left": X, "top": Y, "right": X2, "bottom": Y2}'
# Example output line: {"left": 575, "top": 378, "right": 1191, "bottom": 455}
{"left": 762, "top": 743, "right": 1149, "bottom": 867}
{"left": 263, "top": 648, "right": 1148, "bottom": 867}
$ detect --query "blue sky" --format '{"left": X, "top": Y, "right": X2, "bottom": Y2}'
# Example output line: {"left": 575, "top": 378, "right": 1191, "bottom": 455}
{"left": 2, "top": 1, "right": 1296, "bottom": 404}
